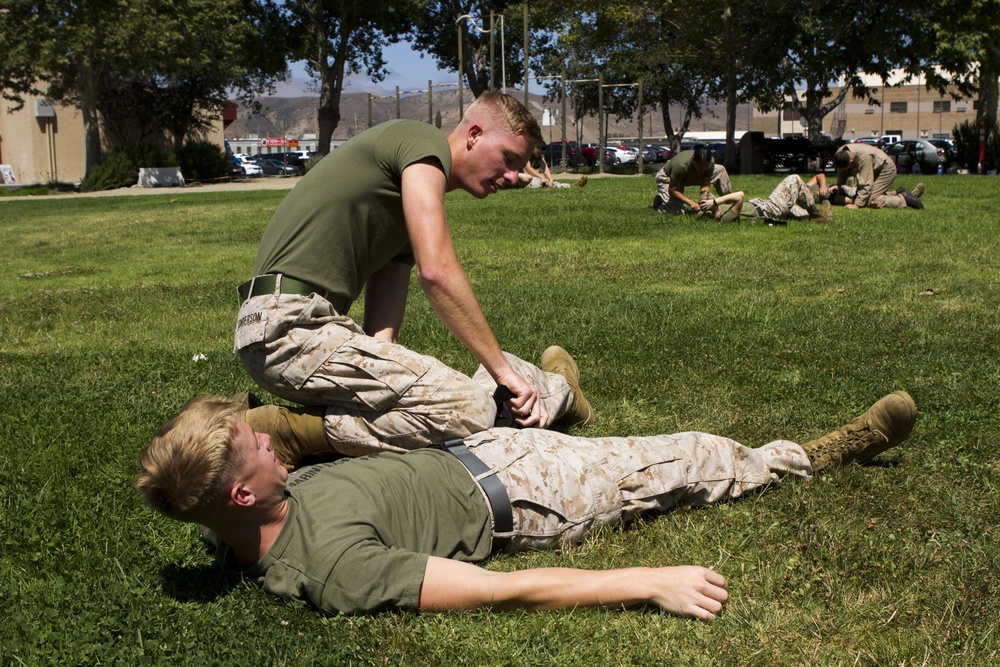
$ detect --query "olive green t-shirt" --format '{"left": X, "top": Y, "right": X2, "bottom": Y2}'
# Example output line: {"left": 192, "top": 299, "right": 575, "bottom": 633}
{"left": 251, "top": 120, "right": 452, "bottom": 315}
{"left": 717, "top": 201, "right": 760, "bottom": 222}
{"left": 664, "top": 150, "right": 715, "bottom": 188}
{"left": 222, "top": 449, "right": 492, "bottom": 615}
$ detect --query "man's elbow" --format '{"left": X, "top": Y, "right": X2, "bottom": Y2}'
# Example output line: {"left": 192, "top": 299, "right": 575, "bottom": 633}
{"left": 415, "top": 264, "right": 450, "bottom": 293}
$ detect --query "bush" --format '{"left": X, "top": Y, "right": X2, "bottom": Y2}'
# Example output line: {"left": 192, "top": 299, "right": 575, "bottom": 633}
{"left": 177, "top": 140, "right": 232, "bottom": 183}
{"left": 80, "top": 143, "right": 176, "bottom": 192}
{"left": 952, "top": 119, "right": 1000, "bottom": 172}
{"left": 303, "top": 154, "right": 326, "bottom": 174}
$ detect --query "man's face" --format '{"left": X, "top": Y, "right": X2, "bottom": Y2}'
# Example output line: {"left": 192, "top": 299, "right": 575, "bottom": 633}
{"left": 693, "top": 159, "right": 712, "bottom": 174}
{"left": 460, "top": 124, "right": 535, "bottom": 198}
{"left": 233, "top": 420, "right": 288, "bottom": 497}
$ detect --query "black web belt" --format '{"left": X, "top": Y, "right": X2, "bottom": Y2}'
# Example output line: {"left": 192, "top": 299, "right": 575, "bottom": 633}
{"left": 434, "top": 437, "right": 513, "bottom": 552}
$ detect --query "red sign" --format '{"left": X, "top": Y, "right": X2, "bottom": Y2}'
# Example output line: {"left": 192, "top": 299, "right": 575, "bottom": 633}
{"left": 259, "top": 137, "right": 288, "bottom": 147}
{"left": 288, "top": 139, "right": 299, "bottom": 148}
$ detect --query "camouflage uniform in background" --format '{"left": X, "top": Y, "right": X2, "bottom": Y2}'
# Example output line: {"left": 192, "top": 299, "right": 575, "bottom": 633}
{"left": 464, "top": 427, "right": 813, "bottom": 551}
{"left": 836, "top": 143, "right": 906, "bottom": 208}
{"left": 717, "top": 174, "right": 822, "bottom": 222}
{"left": 654, "top": 150, "right": 734, "bottom": 214}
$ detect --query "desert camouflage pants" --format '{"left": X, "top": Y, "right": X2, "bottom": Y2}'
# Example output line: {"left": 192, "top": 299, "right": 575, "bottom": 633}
{"left": 526, "top": 177, "right": 570, "bottom": 189}
{"left": 863, "top": 164, "right": 907, "bottom": 208}
{"left": 654, "top": 164, "right": 733, "bottom": 214}
{"left": 464, "top": 427, "right": 813, "bottom": 551}
{"left": 751, "top": 174, "right": 817, "bottom": 220}
{"left": 235, "top": 290, "right": 573, "bottom": 456}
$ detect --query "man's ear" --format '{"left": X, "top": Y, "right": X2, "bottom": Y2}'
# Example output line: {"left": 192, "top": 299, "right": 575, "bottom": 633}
{"left": 230, "top": 482, "right": 255, "bottom": 508}
{"left": 466, "top": 124, "right": 483, "bottom": 149}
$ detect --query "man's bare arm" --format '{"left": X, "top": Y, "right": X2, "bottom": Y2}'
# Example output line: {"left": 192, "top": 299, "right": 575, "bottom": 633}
{"left": 670, "top": 185, "right": 702, "bottom": 211}
{"left": 363, "top": 261, "right": 411, "bottom": 342}
{"left": 400, "top": 159, "right": 547, "bottom": 426}
{"left": 419, "top": 556, "right": 729, "bottom": 621}
{"left": 806, "top": 173, "right": 829, "bottom": 196}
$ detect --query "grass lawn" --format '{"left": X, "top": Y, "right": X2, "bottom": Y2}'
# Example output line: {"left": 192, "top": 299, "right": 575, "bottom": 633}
{"left": 1, "top": 173, "right": 997, "bottom": 665}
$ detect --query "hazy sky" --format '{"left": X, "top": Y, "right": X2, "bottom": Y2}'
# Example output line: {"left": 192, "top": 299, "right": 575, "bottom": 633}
{"left": 277, "top": 41, "right": 457, "bottom": 97}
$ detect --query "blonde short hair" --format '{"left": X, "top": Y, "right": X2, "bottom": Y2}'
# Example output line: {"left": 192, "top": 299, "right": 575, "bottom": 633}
{"left": 135, "top": 396, "right": 244, "bottom": 521}
{"left": 464, "top": 91, "right": 543, "bottom": 146}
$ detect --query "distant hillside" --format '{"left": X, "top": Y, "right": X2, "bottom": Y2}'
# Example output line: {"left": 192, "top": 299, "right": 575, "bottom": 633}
{"left": 225, "top": 90, "right": 751, "bottom": 144}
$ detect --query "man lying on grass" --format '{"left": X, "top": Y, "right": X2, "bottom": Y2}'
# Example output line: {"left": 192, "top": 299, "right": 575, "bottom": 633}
{"left": 136, "top": 382, "right": 916, "bottom": 621}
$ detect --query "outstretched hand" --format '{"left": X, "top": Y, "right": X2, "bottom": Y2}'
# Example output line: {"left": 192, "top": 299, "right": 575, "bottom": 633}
{"left": 648, "top": 566, "right": 729, "bottom": 622}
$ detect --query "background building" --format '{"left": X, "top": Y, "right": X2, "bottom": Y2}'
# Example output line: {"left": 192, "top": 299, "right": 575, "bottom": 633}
{"left": 0, "top": 96, "right": 87, "bottom": 186}
{"left": 1, "top": 93, "right": 228, "bottom": 186}
{"left": 755, "top": 67, "right": 986, "bottom": 141}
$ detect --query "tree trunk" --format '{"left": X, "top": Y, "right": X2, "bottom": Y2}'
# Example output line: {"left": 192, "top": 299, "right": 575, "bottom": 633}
{"left": 78, "top": 64, "right": 102, "bottom": 177}
{"left": 977, "top": 37, "right": 999, "bottom": 134}
{"left": 724, "top": 72, "right": 738, "bottom": 170}
{"left": 317, "top": 79, "right": 343, "bottom": 155}
{"left": 312, "top": 10, "right": 351, "bottom": 155}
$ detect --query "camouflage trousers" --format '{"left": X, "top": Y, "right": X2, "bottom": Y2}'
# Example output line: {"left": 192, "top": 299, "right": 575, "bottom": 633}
{"left": 526, "top": 177, "right": 570, "bottom": 189}
{"left": 751, "top": 174, "right": 817, "bottom": 219}
{"left": 235, "top": 290, "right": 573, "bottom": 456}
{"left": 654, "top": 164, "right": 733, "bottom": 214}
{"left": 464, "top": 427, "right": 813, "bottom": 551}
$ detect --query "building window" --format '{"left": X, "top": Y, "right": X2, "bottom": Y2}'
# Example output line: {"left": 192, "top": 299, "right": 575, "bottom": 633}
{"left": 889, "top": 101, "right": 908, "bottom": 113}
{"left": 973, "top": 100, "right": 980, "bottom": 110}
{"left": 957, "top": 106, "right": 967, "bottom": 113}
{"left": 782, "top": 105, "right": 801, "bottom": 121}
{"left": 864, "top": 108, "right": 875, "bottom": 115}
{"left": 934, "top": 100, "right": 951, "bottom": 113}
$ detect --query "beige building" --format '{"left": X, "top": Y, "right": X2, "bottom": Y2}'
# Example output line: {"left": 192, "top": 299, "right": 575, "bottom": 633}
{"left": 755, "top": 67, "right": 989, "bottom": 141}
{"left": 1, "top": 92, "right": 230, "bottom": 186}
{"left": 0, "top": 96, "right": 88, "bottom": 185}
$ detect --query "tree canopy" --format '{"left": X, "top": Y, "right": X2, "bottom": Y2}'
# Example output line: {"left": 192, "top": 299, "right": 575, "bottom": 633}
{"left": 0, "top": 0, "right": 288, "bottom": 173}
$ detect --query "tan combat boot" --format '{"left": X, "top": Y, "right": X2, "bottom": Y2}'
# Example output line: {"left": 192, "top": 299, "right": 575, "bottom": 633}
{"left": 912, "top": 182, "right": 925, "bottom": 198}
{"left": 541, "top": 345, "right": 595, "bottom": 426}
{"left": 801, "top": 391, "right": 917, "bottom": 473}
{"left": 232, "top": 392, "right": 329, "bottom": 469}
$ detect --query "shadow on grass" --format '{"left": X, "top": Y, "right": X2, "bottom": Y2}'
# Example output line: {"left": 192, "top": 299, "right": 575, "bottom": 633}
{"left": 159, "top": 561, "right": 238, "bottom": 604}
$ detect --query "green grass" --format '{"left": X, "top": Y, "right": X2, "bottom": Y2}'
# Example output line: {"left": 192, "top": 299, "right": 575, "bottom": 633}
{"left": 1, "top": 174, "right": 998, "bottom": 665}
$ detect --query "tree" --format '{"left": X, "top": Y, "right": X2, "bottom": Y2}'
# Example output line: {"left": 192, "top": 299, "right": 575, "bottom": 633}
{"left": 773, "top": 2, "right": 935, "bottom": 142}
{"left": 284, "top": 0, "right": 416, "bottom": 154}
{"left": 915, "top": 0, "right": 1000, "bottom": 143}
{"left": 533, "top": 1, "right": 735, "bottom": 151}
{"left": 0, "top": 0, "right": 289, "bottom": 174}
{"left": 409, "top": 2, "right": 543, "bottom": 100}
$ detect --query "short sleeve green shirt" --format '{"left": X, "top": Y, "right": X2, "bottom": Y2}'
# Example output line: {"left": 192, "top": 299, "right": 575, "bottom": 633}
{"left": 664, "top": 150, "right": 714, "bottom": 189}
{"left": 251, "top": 120, "right": 452, "bottom": 314}
{"left": 221, "top": 449, "right": 492, "bottom": 614}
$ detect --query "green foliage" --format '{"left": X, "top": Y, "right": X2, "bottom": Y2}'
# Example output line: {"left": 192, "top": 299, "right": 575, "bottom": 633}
{"left": 0, "top": 176, "right": 998, "bottom": 664}
{"left": 80, "top": 144, "right": 177, "bottom": 192}
{"left": 302, "top": 155, "right": 325, "bottom": 175}
{"left": 177, "top": 140, "right": 232, "bottom": 183}
{"left": 952, "top": 119, "right": 1000, "bottom": 171}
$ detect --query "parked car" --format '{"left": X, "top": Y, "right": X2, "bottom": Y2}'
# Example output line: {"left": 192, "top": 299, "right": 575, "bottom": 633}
{"left": 580, "top": 142, "right": 601, "bottom": 166}
{"left": 643, "top": 145, "right": 670, "bottom": 162}
{"left": 928, "top": 138, "right": 957, "bottom": 163}
{"left": 603, "top": 146, "right": 636, "bottom": 165}
{"left": 233, "top": 156, "right": 263, "bottom": 177}
{"left": 885, "top": 139, "right": 947, "bottom": 174}
{"left": 543, "top": 141, "right": 586, "bottom": 167}
{"left": 255, "top": 159, "right": 302, "bottom": 176}
{"left": 853, "top": 137, "right": 882, "bottom": 148}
